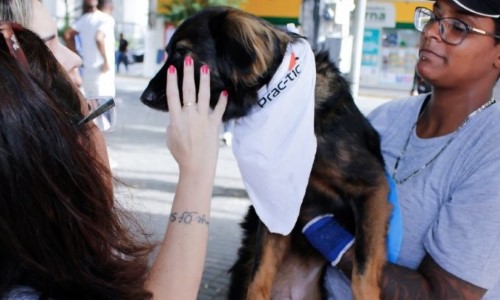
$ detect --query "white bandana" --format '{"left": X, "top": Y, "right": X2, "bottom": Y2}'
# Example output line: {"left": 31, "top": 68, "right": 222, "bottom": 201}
{"left": 232, "top": 38, "right": 317, "bottom": 235}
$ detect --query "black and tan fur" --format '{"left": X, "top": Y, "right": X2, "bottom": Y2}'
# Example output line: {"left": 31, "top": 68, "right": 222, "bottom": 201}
{"left": 141, "top": 7, "right": 392, "bottom": 300}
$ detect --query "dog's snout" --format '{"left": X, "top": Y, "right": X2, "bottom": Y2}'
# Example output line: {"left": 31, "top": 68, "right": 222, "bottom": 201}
{"left": 140, "top": 88, "right": 155, "bottom": 104}
{"left": 140, "top": 87, "right": 168, "bottom": 111}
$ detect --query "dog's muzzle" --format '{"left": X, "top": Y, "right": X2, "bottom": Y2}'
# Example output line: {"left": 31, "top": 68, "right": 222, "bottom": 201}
{"left": 140, "top": 87, "right": 168, "bottom": 111}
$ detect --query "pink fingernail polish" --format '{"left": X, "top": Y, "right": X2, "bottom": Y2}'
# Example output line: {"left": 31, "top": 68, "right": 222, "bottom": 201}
{"left": 185, "top": 56, "right": 193, "bottom": 66}
{"left": 201, "top": 65, "right": 209, "bottom": 74}
{"left": 222, "top": 90, "right": 228, "bottom": 97}
{"left": 168, "top": 65, "right": 176, "bottom": 74}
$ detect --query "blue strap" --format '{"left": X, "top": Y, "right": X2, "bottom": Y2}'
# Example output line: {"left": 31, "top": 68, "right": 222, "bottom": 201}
{"left": 386, "top": 171, "right": 402, "bottom": 263}
{"left": 302, "top": 172, "right": 402, "bottom": 264}
{"left": 302, "top": 215, "right": 354, "bottom": 265}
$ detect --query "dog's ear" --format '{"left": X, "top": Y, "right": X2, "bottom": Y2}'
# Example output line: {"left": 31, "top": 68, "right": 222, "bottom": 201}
{"left": 209, "top": 11, "right": 255, "bottom": 73}
{"left": 208, "top": 9, "right": 290, "bottom": 89}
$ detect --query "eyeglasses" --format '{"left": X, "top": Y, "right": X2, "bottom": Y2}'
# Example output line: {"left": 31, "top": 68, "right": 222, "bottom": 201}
{"left": 79, "top": 97, "right": 116, "bottom": 132}
{"left": 414, "top": 7, "right": 500, "bottom": 45}
{"left": 0, "top": 21, "right": 29, "bottom": 69}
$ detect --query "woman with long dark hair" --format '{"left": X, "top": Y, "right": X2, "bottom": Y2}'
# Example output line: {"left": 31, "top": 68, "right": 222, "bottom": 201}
{"left": 0, "top": 22, "right": 227, "bottom": 299}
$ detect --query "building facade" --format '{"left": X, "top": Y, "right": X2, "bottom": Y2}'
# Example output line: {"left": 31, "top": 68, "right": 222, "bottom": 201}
{"left": 361, "top": 1, "right": 432, "bottom": 91}
{"left": 45, "top": 0, "right": 431, "bottom": 84}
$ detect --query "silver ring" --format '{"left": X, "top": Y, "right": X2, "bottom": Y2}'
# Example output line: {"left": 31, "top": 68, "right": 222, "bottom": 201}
{"left": 184, "top": 102, "right": 195, "bottom": 107}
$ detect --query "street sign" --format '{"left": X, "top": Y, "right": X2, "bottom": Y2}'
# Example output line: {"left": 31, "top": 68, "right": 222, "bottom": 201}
{"left": 365, "top": 2, "right": 396, "bottom": 28}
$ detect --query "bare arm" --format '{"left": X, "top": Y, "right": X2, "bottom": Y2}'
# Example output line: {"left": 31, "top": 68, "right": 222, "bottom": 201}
{"left": 95, "top": 30, "right": 109, "bottom": 72}
{"left": 145, "top": 59, "right": 227, "bottom": 299}
{"left": 63, "top": 28, "right": 78, "bottom": 54}
{"left": 338, "top": 249, "right": 487, "bottom": 299}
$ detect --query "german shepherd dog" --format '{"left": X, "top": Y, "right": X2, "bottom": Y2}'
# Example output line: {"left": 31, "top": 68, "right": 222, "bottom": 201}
{"left": 141, "top": 7, "right": 391, "bottom": 300}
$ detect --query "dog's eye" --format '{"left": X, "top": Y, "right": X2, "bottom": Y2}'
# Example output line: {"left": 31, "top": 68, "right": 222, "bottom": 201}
{"left": 175, "top": 45, "right": 189, "bottom": 56}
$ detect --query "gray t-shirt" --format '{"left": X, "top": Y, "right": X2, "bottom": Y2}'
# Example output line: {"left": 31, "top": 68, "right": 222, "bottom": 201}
{"left": 325, "top": 94, "right": 500, "bottom": 299}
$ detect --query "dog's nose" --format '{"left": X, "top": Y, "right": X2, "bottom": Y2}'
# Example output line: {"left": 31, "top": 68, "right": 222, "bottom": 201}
{"left": 140, "top": 88, "right": 156, "bottom": 104}
{"left": 140, "top": 88, "right": 168, "bottom": 111}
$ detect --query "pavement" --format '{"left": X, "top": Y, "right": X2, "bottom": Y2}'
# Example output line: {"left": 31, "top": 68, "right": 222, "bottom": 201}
{"left": 109, "top": 71, "right": 248, "bottom": 300}
{"left": 109, "top": 63, "right": 407, "bottom": 299}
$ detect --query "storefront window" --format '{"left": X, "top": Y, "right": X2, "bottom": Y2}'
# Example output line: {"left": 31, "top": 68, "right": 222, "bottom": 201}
{"left": 361, "top": 27, "right": 421, "bottom": 91}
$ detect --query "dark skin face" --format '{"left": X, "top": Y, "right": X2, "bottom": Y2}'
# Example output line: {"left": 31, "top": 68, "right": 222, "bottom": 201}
{"left": 417, "top": 1, "right": 500, "bottom": 90}
{"left": 414, "top": 0, "right": 500, "bottom": 138}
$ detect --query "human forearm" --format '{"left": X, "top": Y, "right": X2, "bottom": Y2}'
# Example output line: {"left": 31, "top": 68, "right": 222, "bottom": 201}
{"left": 382, "top": 255, "right": 485, "bottom": 300}
{"left": 146, "top": 169, "right": 215, "bottom": 299}
{"left": 96, "top": 38, "right": 107, "bottom": 64}
{"left": 95, "top": 31, "right": 109, "bottom": 71}
{"left": 337, "top": 250, "right": 486, "bottom": 299}
{"left": 63, "top": 28, "right": 77, "bottom": 53}
{"left": 145, "top": 57, "right": 227, "bottom": 299}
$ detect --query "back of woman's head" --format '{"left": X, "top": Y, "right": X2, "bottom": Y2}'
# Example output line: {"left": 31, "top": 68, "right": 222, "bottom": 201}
{"left": 0, "top": 26, "right": 152, "bottom": 300}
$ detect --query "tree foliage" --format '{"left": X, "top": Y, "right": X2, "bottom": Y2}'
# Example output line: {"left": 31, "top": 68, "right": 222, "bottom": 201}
{"left": 159, "top": 0, "right": 246, "bottom": 25}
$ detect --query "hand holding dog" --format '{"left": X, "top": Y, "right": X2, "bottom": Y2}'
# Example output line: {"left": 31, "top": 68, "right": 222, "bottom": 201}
{"left": 166, "top": 56, "right": 227, "bottom": 176}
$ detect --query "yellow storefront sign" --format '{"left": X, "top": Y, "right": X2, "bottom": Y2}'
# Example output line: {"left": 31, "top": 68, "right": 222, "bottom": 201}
{"left": 240, "top": 0, "right": 300, "bottom": 18}
{"left": 392, "top": 1, "right": 433, "bottom": 24}
{"left": 157, "top": 0, "right": 168, "bottom": 15}
{"left": 157, "top": 0, "right": 301, "bottom": 25}
{"left": 156, "top": 0, "right": 428, "bottom": 26}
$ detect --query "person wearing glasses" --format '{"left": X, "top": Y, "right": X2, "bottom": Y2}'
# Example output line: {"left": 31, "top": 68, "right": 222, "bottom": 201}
{"left": 0, "top": 22, "right": 227, "bottom": 300}
{"left": 303, "top": 0, "right": 500, "bottom": 299}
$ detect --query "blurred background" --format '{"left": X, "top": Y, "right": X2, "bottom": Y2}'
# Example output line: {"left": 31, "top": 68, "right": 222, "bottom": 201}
{"left": 44, "top": 0, "right": 497, "bottom": 97}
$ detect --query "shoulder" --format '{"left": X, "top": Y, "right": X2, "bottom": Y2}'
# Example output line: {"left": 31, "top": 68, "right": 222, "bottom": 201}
{"left": 463, "top": 102, "right": 500, "bottom": 163}
{"left": 459, "top": 101, "right": 500, "bottom": 153}
{"left": 367, "top": 94, "right": 427, "bottom": 135}
{"left": 368, "top": 94, "right": 425, "bottom": 122}
{"left": 482, "top": 100, "right": 500, "bottom": 131}
{"left": 71, "top": 14, "right": 88, "bottom": 29}
{"left": 96, "top": 11, "right": 115, "bottom": 24}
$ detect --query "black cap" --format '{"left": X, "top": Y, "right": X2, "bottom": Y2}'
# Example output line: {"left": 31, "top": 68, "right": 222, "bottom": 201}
{"left": 451, "top": 0, "right": 499, "bottom": 18}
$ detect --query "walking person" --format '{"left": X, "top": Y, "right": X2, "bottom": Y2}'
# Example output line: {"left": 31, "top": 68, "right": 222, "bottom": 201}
{"left": 116, "top": 32, "right": 129, "bottom": 73}
{"left": 64, "top": 0, "right": 116, "bottom": 99}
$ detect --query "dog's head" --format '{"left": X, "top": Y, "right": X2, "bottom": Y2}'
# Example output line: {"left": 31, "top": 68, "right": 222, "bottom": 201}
{"left": 140, "top": 6, "right": 296, "bottom": 121}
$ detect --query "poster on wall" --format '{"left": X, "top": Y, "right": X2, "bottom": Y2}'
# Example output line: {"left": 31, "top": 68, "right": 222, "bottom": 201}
{"left": 361, "top": 28, "right": 380, "bottom": 86}
{"left": 379, "top": 47, "right": 417, "bottom": 87}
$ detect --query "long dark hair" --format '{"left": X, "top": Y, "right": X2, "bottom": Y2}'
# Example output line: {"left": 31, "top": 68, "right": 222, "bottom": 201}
{"left": 0, "top": 26, "right": 153, "bottom": 299}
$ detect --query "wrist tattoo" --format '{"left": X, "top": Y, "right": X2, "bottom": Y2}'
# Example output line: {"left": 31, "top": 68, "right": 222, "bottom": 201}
{"left": 170, "top": 211, "right": 210, "bottom": 226}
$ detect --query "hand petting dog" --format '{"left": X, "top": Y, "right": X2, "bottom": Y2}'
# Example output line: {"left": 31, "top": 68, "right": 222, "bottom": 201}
{"left": 147, "top": 57, "right": 227, "bottom": 299}
{"left": 166, "top": 56, "right": 227, "bottom": 176}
